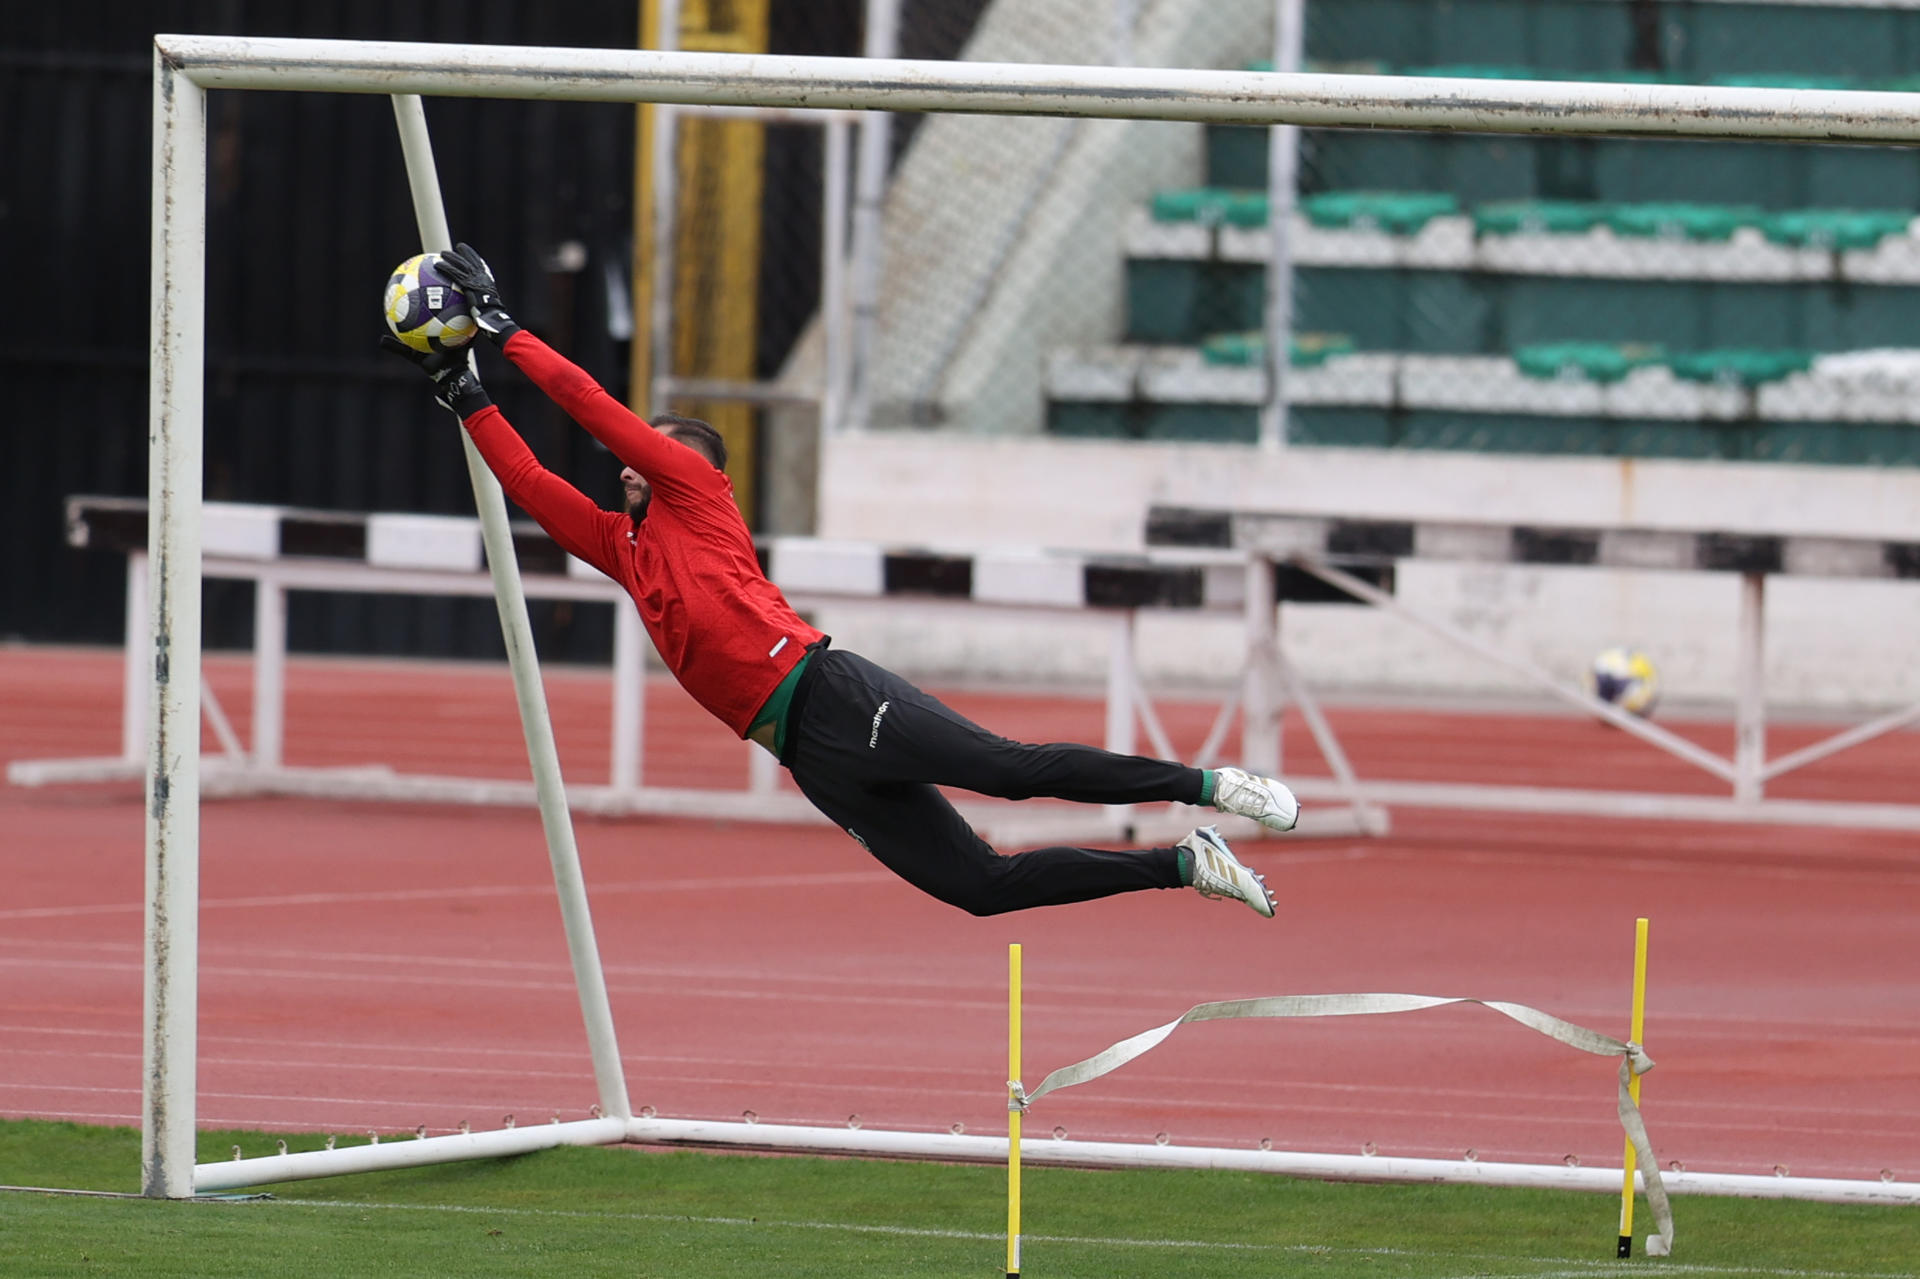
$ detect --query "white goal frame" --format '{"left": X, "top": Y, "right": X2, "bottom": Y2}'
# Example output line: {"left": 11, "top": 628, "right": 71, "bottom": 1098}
{"left": 143, "top": 32, "right": 1920, "bottom": 1202}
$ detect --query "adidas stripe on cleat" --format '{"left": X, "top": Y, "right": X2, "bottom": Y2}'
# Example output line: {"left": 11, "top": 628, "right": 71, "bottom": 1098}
{"left": 1179, "top": 825, "right": 1275, "bottom": 918}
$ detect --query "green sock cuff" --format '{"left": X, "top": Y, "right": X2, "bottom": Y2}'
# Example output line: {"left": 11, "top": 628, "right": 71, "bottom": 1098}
{"left": 1197, "top": 769, "right": 1216, "bottom": 807}
{"left": 1176, "top": 846, "right": 1194, "bottom": 887}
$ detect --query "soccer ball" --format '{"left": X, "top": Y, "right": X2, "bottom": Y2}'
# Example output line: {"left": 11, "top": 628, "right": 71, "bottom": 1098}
{"left": 383, "top": 253, "right": 476, "bottom": 354}
{"left": 1589, "top": 647, "right": 1659, "bottom": 718}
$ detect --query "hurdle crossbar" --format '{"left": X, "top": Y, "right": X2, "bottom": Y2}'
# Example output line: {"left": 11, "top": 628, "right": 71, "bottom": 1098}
{"left": 17, "top": 495, "right": 1399, "bottom": 848}
{"left": 1149, "top": 506, "right": 1920, "bottom": 832}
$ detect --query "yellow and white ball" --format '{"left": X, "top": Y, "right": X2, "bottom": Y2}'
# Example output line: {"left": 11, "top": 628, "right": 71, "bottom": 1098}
{"left": 1590, "top": 647, "right": 1659, "bottom": 717}
{"left": 383, "top": 253, "right": 477, "bottom": 354}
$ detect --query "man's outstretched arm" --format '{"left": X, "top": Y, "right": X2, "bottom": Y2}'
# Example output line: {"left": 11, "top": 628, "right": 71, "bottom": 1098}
{"left": 436, "top": 244, "right": 720, "bottom": 502}
{"left": 383, "top": 337, "right": 623, "bottom": 575}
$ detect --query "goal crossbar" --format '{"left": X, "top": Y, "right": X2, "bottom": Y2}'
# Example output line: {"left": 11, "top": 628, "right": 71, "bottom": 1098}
{"left": 155, "top": 34, "right": 1920, "bottom": 141}
{"left": 145, "top": 33, "right": 1920, "bottom": 1201}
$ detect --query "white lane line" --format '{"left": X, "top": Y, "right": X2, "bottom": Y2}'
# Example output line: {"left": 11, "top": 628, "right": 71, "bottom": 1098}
{"left": 7, "top": 954, "right": 1917, "bottom": 1065}
{"left": 25, "top": 1060, "right": 1904, "bottom": 1148}
{"left": 3, "top": 937, "right": 1913, "bottom": 1045}
{"left": 0, "top": 1026, "right": 989, "bottom": 1078}
{"left": 0, "top": 955, "right": 1006, "bottom": 1012}
{"left": 2, "top": 1032, "right": 1915, "bottom": 1132}
{"left": 238, "top": 1198, "right": 1920, "bottom": 1277}
{"left": 0, "top": 869, "right": 897, "bottom": 922}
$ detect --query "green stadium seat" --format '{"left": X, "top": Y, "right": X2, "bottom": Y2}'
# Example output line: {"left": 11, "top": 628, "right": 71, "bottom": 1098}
{"left": 1200, "top": 331, "right": 1357, "bottom": 368}
{"left": 1668, "top": 349, "right": 1815, "bottom": 387}
{"left": 1604, "top": 203, "right": 1763, "bottom": 242}
{"left": 1151, "top": 188, "right": 1268, "bottom": 228}
{"left": 1103, "top": 25, "right": 1920, "bottom": 464}
{"left": 1300, "top": 191, "right": 1459, "bottom": 234}
{"left": 1760, "top": 209, "right": 1915, "bottom": 251}
{"left": 1514, "top": 342, "right": 1665, "bottom": 384}
{"left": 1553, "top": 68, "right": 1670, "bottom": 85}
{"left": 1709, "top": 72, "right": 1857, "bottom": 91}
{"left": 1473, "top": 200, "right": 1610, "bottom": 236}
{"left": 1245, "top": 60, "right": 1393, "bottom": 76}
{"left": 1403, "top": 64, "right": 1548, "bottom": 81}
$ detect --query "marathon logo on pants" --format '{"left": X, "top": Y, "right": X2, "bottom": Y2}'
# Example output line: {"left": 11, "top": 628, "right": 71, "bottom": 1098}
{"left": 868, "top": 700, "right": 891, "bottom": 749}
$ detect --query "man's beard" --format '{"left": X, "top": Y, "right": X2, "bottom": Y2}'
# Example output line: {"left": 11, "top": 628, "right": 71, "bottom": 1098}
{"left": 627, "top": 491, "right": 651, "bottom": 526}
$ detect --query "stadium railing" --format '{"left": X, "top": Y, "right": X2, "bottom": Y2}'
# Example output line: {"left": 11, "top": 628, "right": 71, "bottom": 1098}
{"left": 1148, "top": 503, "right": 1920, "bottom": 831}
{"left": 8, "top": 496, "right": 1389, "bottom": 844}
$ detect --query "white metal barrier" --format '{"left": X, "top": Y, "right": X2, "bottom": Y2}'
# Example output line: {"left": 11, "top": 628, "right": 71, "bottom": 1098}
{"left": 1150, "top": 505, "right": 1920, "bottom": 832}
{"left": 13, "top": 496, "right": 1386, "bottom": 846}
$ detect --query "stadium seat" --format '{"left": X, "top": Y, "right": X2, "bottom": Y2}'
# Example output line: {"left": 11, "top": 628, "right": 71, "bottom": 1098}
{"left": 1300, "top": 191, "right": 1460, "bottom": 235}
{"left": 1709, "top": 72, "right": 1857, "bottom": 91}
{"left": 1472, "top": 200, "right": 1611, "bottom": 237}
{"left": 1151, "top": 188, "right": 1269, "bottom": 228}
{"left": 1401, "top": 64, "right": 1549, "bottom": 81}
{"left": 1513, "top": 342, "right": 1666, "bottom": 384}
{"left": 1667, "top": 349, "right": 1816, "bottom": 387}
{"left": 1604, "top": 203, "right": 1763, "bottom": 242}
{"left": 1760, "top": 209, "right": 1916, "bottom": 251}
{"left": 1200, "top": 331, "right": 1357, "bottom": 368}
{"left": 1059, "top": 7, "right": 1920, "bottom": 466}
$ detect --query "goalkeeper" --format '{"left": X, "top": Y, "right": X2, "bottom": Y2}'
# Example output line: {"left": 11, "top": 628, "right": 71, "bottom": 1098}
{"left": 387, "top": 244, "right": 1300, "bottom": 919}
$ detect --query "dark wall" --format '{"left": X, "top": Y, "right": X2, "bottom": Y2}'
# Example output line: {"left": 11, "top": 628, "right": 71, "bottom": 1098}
{"left": 0, "top": 2, "right": 987, "bottom": 661}
{"left": 3, "top": 4, "right": 647, "bottom": 661}
{"left": 2, "top": 1, "right": 888, "bottom": 662}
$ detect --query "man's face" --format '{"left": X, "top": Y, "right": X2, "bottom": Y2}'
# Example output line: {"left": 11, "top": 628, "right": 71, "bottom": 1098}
{"left": 621, "top": 465, "right": 650, "bottom": 524}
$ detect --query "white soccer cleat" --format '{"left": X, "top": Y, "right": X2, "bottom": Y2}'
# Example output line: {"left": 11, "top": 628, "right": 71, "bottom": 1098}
{"left": 1179, "top": 826, "right": 1275, "bottom": 918}
{"left": 1211, "top": 766, "right": 1300, "bottom": 833}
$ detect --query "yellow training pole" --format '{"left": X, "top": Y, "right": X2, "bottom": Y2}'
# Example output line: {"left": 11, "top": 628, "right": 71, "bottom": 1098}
{"left": 1008, "top": 942, "right": 1023, "bottom": 1278}
{"left": 1617, "top": 917, "right": 1650, "bottom": 1258}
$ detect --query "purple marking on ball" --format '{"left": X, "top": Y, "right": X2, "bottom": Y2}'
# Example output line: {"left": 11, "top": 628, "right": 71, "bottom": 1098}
{"left": 416, "top": 257, "right": 469, "bottom": 321}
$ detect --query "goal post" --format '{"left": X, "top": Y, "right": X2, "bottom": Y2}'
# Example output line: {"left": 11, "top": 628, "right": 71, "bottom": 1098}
{"left": 145, "top": 40, "right": 207, "bottom": 1201}
{"left": 146, "top": 32, "right": 1920, "bottom": 1200}
{"left": 386, "top": 90, "right": 633, "bottom": 1132}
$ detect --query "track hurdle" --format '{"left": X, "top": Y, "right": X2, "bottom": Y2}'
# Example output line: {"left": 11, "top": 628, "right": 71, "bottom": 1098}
{"left": 18, "top": 494, "right": 1389, "bottom": 844}
{"left": 1150, "top": 505, "right": 1920, "bottom": 832}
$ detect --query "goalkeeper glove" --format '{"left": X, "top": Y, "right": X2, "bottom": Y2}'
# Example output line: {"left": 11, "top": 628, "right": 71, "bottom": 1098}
{"left": 435, "top": 242, "right": 522, "bottom": 344}
{"left": 380, "top": 335, "right": 492, "bottom": 418}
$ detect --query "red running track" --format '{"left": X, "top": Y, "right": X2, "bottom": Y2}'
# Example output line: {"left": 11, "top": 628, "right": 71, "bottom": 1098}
{"left": 2, "top": 644, "right": 1917, "bottom": 1183}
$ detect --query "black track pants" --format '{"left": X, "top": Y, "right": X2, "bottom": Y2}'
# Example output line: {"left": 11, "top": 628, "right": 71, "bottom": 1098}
{"left": 781, "top": 649, "right": 1203, "bottom": 916}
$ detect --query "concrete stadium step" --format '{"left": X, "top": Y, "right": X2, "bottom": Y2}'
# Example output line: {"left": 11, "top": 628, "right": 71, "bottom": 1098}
{"left": 1043, "top": 345, "right": 1920, "bottom": 458}
{"left": 1126, "top": 202, "right": 1920, "bottom": 283}
{"left": 1049, "top": 345, "right": 1920, "bottom": 422}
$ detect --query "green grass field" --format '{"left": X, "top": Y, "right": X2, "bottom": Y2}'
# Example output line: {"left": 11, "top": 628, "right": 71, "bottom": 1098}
{"left": 2, "top": 1120, "right": 1915, "bottom": 1278}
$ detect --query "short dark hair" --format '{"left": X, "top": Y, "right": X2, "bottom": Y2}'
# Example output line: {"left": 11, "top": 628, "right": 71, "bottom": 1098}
{"left": 652, "top": 413, "right": 727, "bottom": 471}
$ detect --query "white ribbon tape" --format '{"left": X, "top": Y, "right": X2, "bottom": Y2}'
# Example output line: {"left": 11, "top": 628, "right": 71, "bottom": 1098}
{"left": 1023, "top": 992, "right": 1674, "bottom": 1255}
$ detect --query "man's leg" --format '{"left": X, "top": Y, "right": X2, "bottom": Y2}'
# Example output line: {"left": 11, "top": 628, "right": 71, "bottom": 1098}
{"left": 782, "top": 650, "right": 1277, "bottom": 917}
{"left": 789, "top": 769, "right": 1181, "bottom": 917}
{"left": 811, "top": 650, "right": 1297, "bottom": 830}
{"left": 801, "top": 650, "right": 1205, "bottom": 805}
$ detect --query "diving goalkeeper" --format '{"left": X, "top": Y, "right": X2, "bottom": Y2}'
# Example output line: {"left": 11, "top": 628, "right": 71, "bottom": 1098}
{"left": 385, "top": 243, "right": 1300, "bottom": 919}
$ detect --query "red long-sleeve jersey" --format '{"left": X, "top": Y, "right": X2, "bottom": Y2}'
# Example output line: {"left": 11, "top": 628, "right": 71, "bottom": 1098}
{"left": 459, "top": 331, "right": 823, "bottom": 738}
